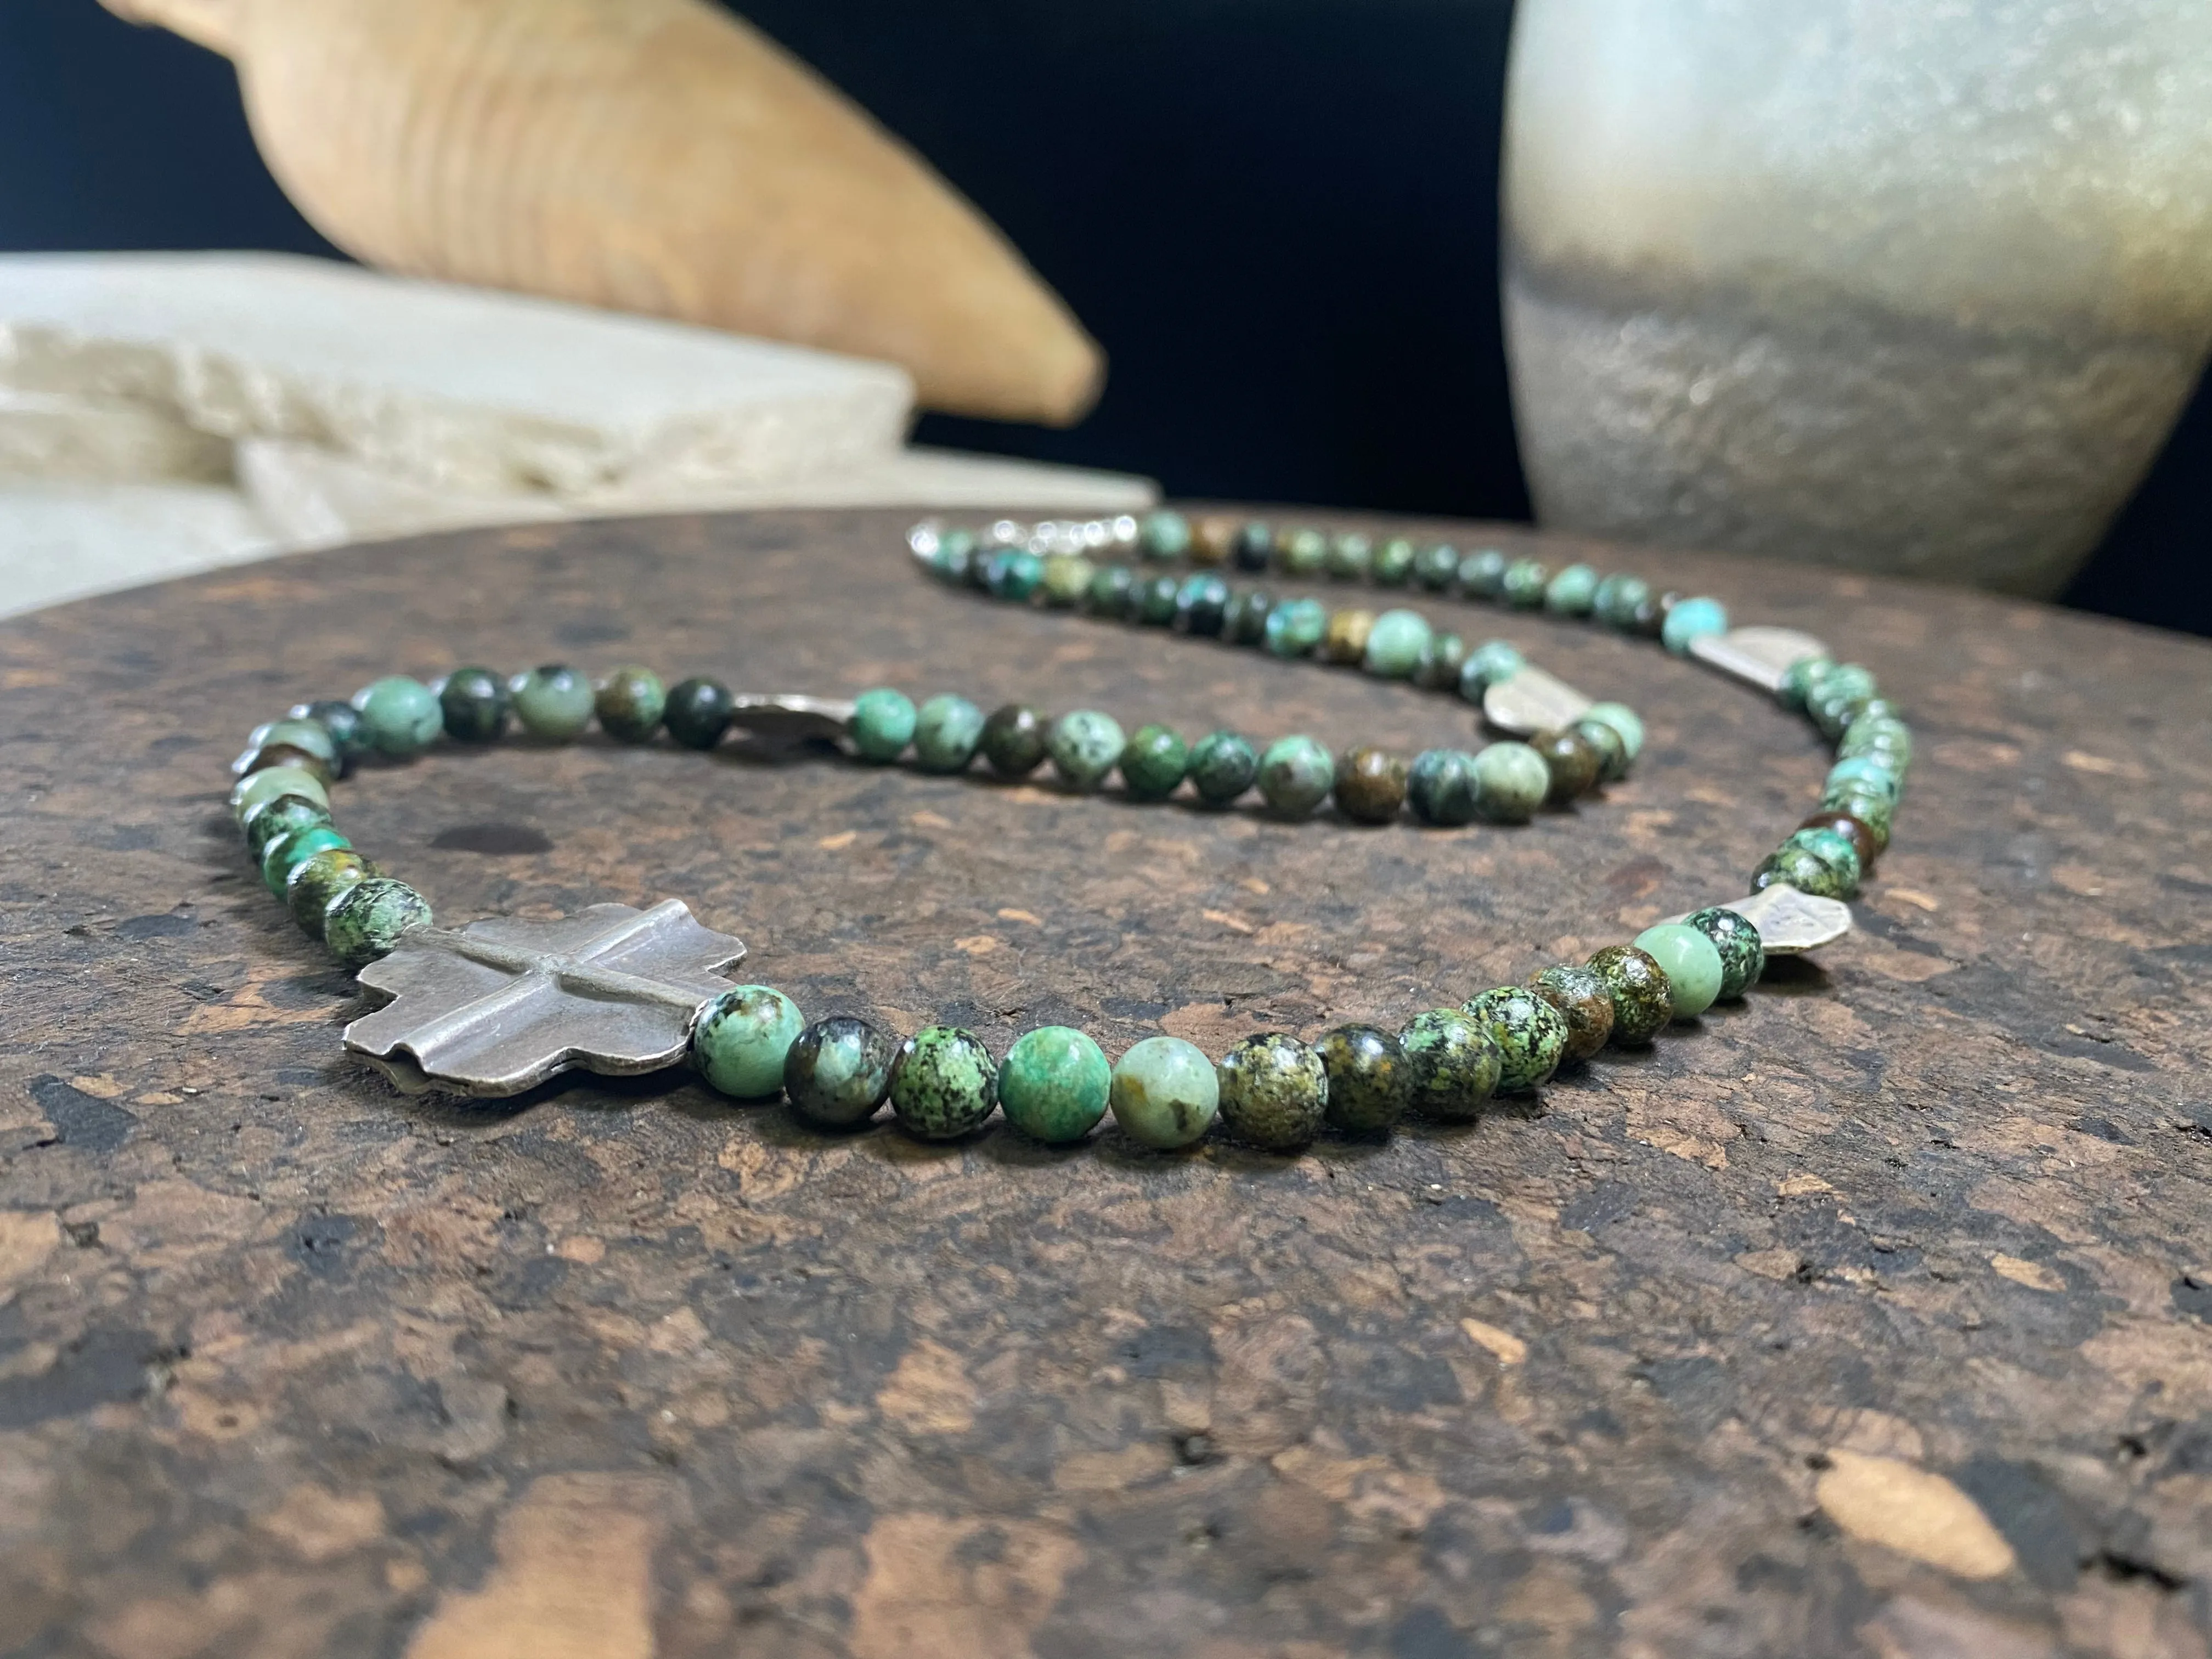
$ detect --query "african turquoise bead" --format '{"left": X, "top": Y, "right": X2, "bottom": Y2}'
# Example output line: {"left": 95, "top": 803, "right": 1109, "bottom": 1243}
{"left": 1414, "top": 633, "right": 1468, "bottom": 691}
{"left": 231, "top": 765, "right": 328, "bottom": 823}
{"left": 1585, "top": 944, "right": 1672, "bottom": 1045}
{"left": 782, "top": 1016, "right": 896, "bottom": 1127}
{"left": 243, "top": 794, "right": 331, "bottom": 862}
{"left": 1824, "top": 787, "right": 1894, "bottom": 849}
{"left": 1574, "top": 717, "right": 1630, "bottom": 783}
{"left": 981, "top": 704, "right": 1048, "bottom": 776}
{"left": 1188, "top": 731, "right": 1259, "bottom": 805}
{"left": 1362, "top": 609, "right": 1432, "bottom": 679}
{"left": 438, "top": 667, "right": 510, "bottom": 741}
{"left": 913, "top": 695, "right": 985, "bottom": 773}
{"left": 1119, "top": 724, "right": 1188, "bottom": 800}
{"left": 1778, "top": 656, "right": 1833, "bottom": 712}
{"left": 1458, "top": 640, "right": 1525, "bottom": 702}
{"left": 1632, "top": 924, "right": 1724, "bottom": 1018}
{"left": 352, "top": 676, "right": 442, "bottom": 758}
{"left": 1684, "top": 907, "right": 1765, "bottom": 1000}
{"left": 1136, "top": 575, "right": 1180, "bottom": 625}
{"left": 1526, "top": 964, "right": 1615, "bottom": 1064}
{"left": 1263, "top": 596, "right": 1327, "bottom": 657}
{"left": 663, "top": 677, "right": 733, "bottom": 749}
{"left": 286, "top": 847, "right": 376, "bottom": 940}
{"left": 1216, "top": 1033, "right": 1329, "bottom": 1151}
{"left": 510, "top": 665, "right": 596, "bottom": 740}
{"left": 1048, "top": 710, "right": 1126, "bottom": 790}
{"left": 1754, "top": 844, "right": 1848, "bottom": 899}
{"left": 1460, "top": 986, "right": 1568, "bottom": 1093}
{"left": 594, "top": 667, "right": 665, "bottom": 742}
{"left": 1826, "top": 755, "right": 1900, "bottom": 804}
{"left": 1458, "top": 548, "right": 1508, "bottom": 597}
{"left": 1042, "top": 555, "right": 1095, "bottom": 607}
{"left": 1503, "top": 558, "right": 1549, "bottom": 607}
{"left": 1472, "top": 742, "right": 1549, "bottom": 823}
{"left": 1109, "top": 1036, "right": 1218, "bottom": 1149}
{"left": 1234, "top": 522, "right": 1274, "bottom": 569}
{"left": 1317, "top": 1025, "right": 1410, "bottom": 1133}
{"left": 692, "top": 985, "right": 805, "bottom": 1099}
{"left": 1223, "top": 587, "right": 1274, "bottom": 645}
{"left": 1327, "top": 532, "right": 1372, "bottom": 579}
{"left": 984, "top": 548, "right": 1045, "bottom": 600}
{"left": 262, "top": 825, "right": 349, "bottom": 896}
{"left": 1334, "top": 747, "right": 1407, "bottom": 824}
{"left": 1141, "top": 510, "right": 1192, "bottom": 559}
{"left": 243, "top": 718, "right": 339, "bottom": 775}
{"left": 1088, "top": 563, "right": 1137, "bottom": 618}
{"left": 1544, "top": 563, "right": 1599, "bottom": 616}
{"left": 1784, "top": 826, "right": 1863, "bottom": 896}
{"left": 1397, "top": 1009, "right": 1501, "bottom": 1121}
{"left": 1407, "top": 748, "right": 1481, "bottom": 826}
{"left": 850, "top": 687, "right": 917, "bottom": 762}
{"left": 888, "top": 1026, "right": 998, "bottom": 1138}
{"left": 999, "top": 1026, "right": 1110, "bottom": 1144}
{"left": 1415, "top": 543, "right": 1460, "bottom": 589}
{"left": 1278, "top": 527, "right": 1328, "bottom": 575}
{"left": 324, "top": 877, "right": 431, "bottom": 967}
{"left": 1594, "top": 573, "right": 1649, "bottom": 628}
{"left": 1581, "top": 701, "right": 1644, "bottom": 763}
{"left": 292, "top": 701, "right": 368, "bottom": 768}
{"left": 1661, "top": 596, "right": 1728, "bottom": 656}
{"left": 1176, "top": 573, "right": 1231, "bottom": 635}
{"left": 1256, "top": 735, "right": 1335, "bottom": 816}
{"left": 1374, "top": 538, "right": 1417, "bottom": 585}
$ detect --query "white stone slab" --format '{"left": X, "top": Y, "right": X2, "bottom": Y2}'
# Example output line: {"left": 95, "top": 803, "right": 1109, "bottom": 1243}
{"left": 0, "top": 483, "right": 280, "bottom": 618}
{"left": 0, "top": 391, "right": 233, "bottom": 484}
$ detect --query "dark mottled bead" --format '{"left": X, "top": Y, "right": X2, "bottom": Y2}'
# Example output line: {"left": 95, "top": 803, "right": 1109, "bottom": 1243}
{"left": 1223, "top": 586, "right": 1274, "bottom": 645}
{"left": 1136, "top": 574, "right": 1180, "bottom": 625}
{"left": 1233, "top": 521, "right": 1275, "bottom": 571}
{"left": 1087, "top": 562, "right": 1137, "bottom": 618}
{"left": 324, "top": 877, "right": 432, "bottom": 967}
{"left": 1459, "top": 986, "right": 1568, "bottom": 1092}
{"left": 1187, "top": 731, "right": 1259, "bottom": 805}
{"left": 984, "top": 548, "right": 1045, "bottom": 601}
{"left": 1573, "top": 717, "right": 1630, "bottom": 783}
{"left": 1629, "top": 591, "right": 1669, "bottom": 637}
{"left": 286, "top": 847, "right": 377, "bottom": 939}
{"left": 782, "top": 1015, "right": 897, "bottom": 1127}
{"left": 1534, "top": 728, "right": 1602, "bottom": 803}
{"left": 438, "top": 666, "right": 510, "bottom": 742}
{"left": 889, "top": 1026, "right": 999, "bottom": 1140}
{"left": 262, "top": 825, "right": 349, "bottom": 895}
{"left": 1753, "top": 844, "right": 1844, "bottom": 898}
{"left": 1797, "top": 810, "right": 1880, "bottom": 873}
{"left": 1373, "top": 538, "right": 1417, "bottom": 585}
{"left": 1397, "top": 1008, "right": 1501, "bottom": 1121}
{"left": 594, "top": 666, "right": 666, "bottom": 742}
{"left": 1120, "top": 724, "right": 1189, "bottom": 800}
{"left": 1216, "top": 1033, "right": 1329, "bottom": 1152}
{"left": 1334, "top": 746, "right": 1408, "bottom": 824}
{"left": 1584, "top": 944, "right": 1673, "bottom": 1045}
{"left": 1525, "top": 965, "right": 1615, "bottom": 1064}
{"left": 663, "top": 676, "right": 735, "bottom": 749}
{"left": 1414, "top": 633, "right": 1469, "bottom": 691}
{"left": 1316, "top": 1024, "right": 1410, "bottom": 1133}
{"left": 1413, "top": 543, "right": 1459, "bottom": 590}
{"left": 1175, "top": 572, "right": 1231, "bottom": 636}
{"left": 1407, "top": 748, "right": 1481, "bottom": 826}
{"left": 291, "top": 699, "right": 369, "bottom": 770}
{"left": 244, "top": 794, "right": 333, "bottom": 862}
{"left": 1684, "top": 907, "right": 1765, "bottom": 1000}
{"left": 1502, "top": 558, "right": 1549, "bottom": 607}
{"left": 1459, "top": 548, "right": 1509, "bottom": 598}
{"left": 980, "top": 703, "right": 1048, "bottom": 776}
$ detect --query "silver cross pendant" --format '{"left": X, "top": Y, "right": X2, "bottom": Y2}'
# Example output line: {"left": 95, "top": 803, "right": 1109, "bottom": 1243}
{"left": 343, "top": 899, "right": 746, "bottom": 1097}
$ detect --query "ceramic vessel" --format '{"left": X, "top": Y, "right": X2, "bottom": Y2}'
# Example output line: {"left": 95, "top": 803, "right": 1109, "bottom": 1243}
{"left": 1502, "top": 0, "right": 2212, "bottom": 595}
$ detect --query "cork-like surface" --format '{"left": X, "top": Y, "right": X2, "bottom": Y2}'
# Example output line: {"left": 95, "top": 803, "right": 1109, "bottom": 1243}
{"left": 3, "top": 508, "right": 2209, "bottom": 1658}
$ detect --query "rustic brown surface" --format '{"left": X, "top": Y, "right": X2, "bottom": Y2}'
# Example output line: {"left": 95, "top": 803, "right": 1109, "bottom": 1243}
{"left": 3, "top": 507, "right": 2209, "bottom": 1658}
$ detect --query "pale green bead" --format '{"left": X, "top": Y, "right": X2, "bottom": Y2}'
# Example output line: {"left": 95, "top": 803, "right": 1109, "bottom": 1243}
{"left": 1632, "top": 924, "right": 1724, "bottom": 1018}
{"left": 913, "top": 694, "right": 986, "bottom": 772}
{"left": 1544, "top": 563, "right": 1599, "bottom": 616}
{"left": 998, "top": 1026, "right": 1110, "bottom": 1144}
{"left": 1048, "top": 710, "right": 1126, "bottom": 789}
{"left": 1256, "top": 735, "right": 1335, "bottom": 815}
{"left": 352, "top": 675, "right": 443, "bottom": 758}
{"left": 1472, "top": 742, "right": 1549, "bottom": 823}
{"left": 1661, "top": 596, "right": 1728, "bottom": 655}
{"left": 850, "top": 687, "right": 917, "bottom": 762}
{"left": 230, "top": 765, "right": 329, "bottom": 824}
{"left": 692, "top": 985, "right": 805, "bottom": 1098}
{"left": 509, "top": 664, "right": 597, "bottom": 739}
{"left": 1109, "top": 1036, "right": 1218, "bottom": 1149}
{"left": 1582, "top": 701, "right": 1645, "bottom": 762}
{"left": 1362, "top": 608, "right": 1432, "bottom": 679}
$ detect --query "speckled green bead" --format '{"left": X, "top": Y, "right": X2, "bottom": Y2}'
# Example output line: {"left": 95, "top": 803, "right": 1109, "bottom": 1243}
{"left": 1460, "top": 986, "right": 1568, "bottom": 1093}
{"left": 286, "top": 847, "right": 376, "bottom": 940}
{"left": 1088, "top": 562, "right": 1137, "bottom": 618}
{"left": 980, "top": 704, "right": 1048, "bottom": 776}
{"left": 1315, "top": 1025, "right": 1409, "bottom": 1132}
{"left": 262, "top": 825, "right": 349, "bottom": 895}
{"left": 324, "top": 877, "right": 432, "bottom": 967}
{"left": 1362, "top": 608, "right": 1432, "bottom": 679}
{"left": 1778, "top": 656, "right": 1833, "bottom": 712}
{"left": 1233, "top": 522, "right": 1276, "bottom": 570}
{"left": 1458, "top": 548, "right": 1509, "bottom": 597}
{"left": 231, "top": 765, "right": 329, "bottom": 823}
{"left": 594, "top": 667, "right": 666, "bottom": 742}
{"left": 1396, "top": 1008, "right": 1501, "bottom": 1121}
{"left": 1046, "top": 710, "right": 1126, "bottom": 789}
{"left": 1407, "top": 748, "right": 1481, "bottom": 826}
{"left": 352, "top": 675, "right": 442, "bottom": 758}
{"left": 1256, "top": 735, "right": 1335, "bottom": 816}
{"left": 1838, "top": 715, "right": 1912, "bottom": 769}
{"left": 850, "top": 687, "right": 917, "bottom": 762}
{"left": 1119, "top": 724, "right": 1188, "bottom": 800}
{"left": 1525, "top": 965, "right": 1615, "bottom": 1064}
{"left": 1684, "top": 907, "right": 1765, "bottom": 1000}
{"left": 1585, "top": 944, "right": 1673, "bottom": 1045}
{"left": 1263, "top": 596, "right": 1327, "bottom": 657}
{"left": 663, "top": 677, "right": 733, "bottom": 749}
{"left": 890, "top": 1026, "right": 1000, "bottom": 1139}
{"left": 1661, "top": 596, "right": 1728, "bottom": 656}
{"left": 1809, "top": 664, "right": 1879, "bottom": 737}
{"left": 1472, "top": 742, "right": 1550, "bottom": 823}
{"left": 1414, "top": 631, "right": 1469, "bottom": 691}
{"left": 1109, "top": 1036, "right": 1218, "bottom": 1149}
{"left": 1581, "top": 701, "right": 1644, "bottom": 763}
{"left": 1573, "top": 717, "right": 1630, "bottom": 783}
{"left": 913, "top": 694, "right": 986, "bottom": 773}
{"left": 1214, "top": 1033, "right": 1329, "bottom": 1151}
{"left": 1632, "top": 924, "right": 1724, "bottom": 1018}
{"left": 1784, "top": 826, "right": 1864, "bottom": 896}
{"left": 437, "top": 666, "right": 510, "bottom": 741}
{"left": 509, "top": 664, "right": 596, "bottom": 740}
{"left": 1544, "top": 563, "right": 1599, "bottom": 616}
{"left": 1278, "top": 526, "right": 1329, "bottom": 576}
{"left": 1594, "top": 573, "right": 1649, "bottom": 628}
{"left": 998, "top": 1026, "right": 1110, "bottom": 1144}
{"left": 1141, "top": 510, "right": 1192, "bottom": 560}
{"left": 984, "top": 548, "right": 1045, "bottom": 601}
{"left": 1826, "top": 755, "right": 1901, "bottom": 805}
{"left": 1458, "top": 640, "right": 1525, "bottom": 702}
{"left": 691, "top": 985, "right": 805, "bottom": 1098}
{"left": 1753, "top": 844, "right": 1848, "bottom": 899}
{"left": 1414, "top": 543, "right": 1460, "bottom": 590}
{"left": 1327, "top": 532, "right": 1373, "bottom": 580}
{"left": 782, "top": 1016, "right": 896, "bottom": 1127}
{"left": 1188, "top": 731, "right": 1259, "bottom": 805}
{"left": 1374, "top": 538, "right": 1417, "bottom": 585}
{"left": 1502, "top": 558, "right": 1549, "bottom": 608}
{"left": 1041, "top": 554, "right": 1096, "bottom": 608}
{"left": 1223, "top": 586, "right": 1274, "bottom": 645}
{"left": 244, "top": 794, "right": 332, "bottom": 862}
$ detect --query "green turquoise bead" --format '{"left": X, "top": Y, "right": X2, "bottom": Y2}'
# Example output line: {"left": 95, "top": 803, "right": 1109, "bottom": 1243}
{"left": 1088, "top": 563, "right": 1137, "bottom": 618}
{"left": 984, "top": 548, "right": 1045, "bottom": 601}
{"left": 1826, "top": 755, "right": 1900, "bottom": 804}
{"left": 782, "top": 1016, "right": 896, "bottom": 1127}
{"left": 1263, "top": 596, "right": 1327, "bottom": 657}
{"left": 1256, "top": 735, "right": 1335, "bottom": 816}
{"left": 1136, "top": 574, "right": 1181, "bottom": 625}
{"left": 592, "top": 666, "right": 665, "bottom": 741}
{"left": 1585, "top": 944, "right": 1673, "bottom": 1045}
{"left": 1839, "top": 716, "right": 1912, "bottom": 768}
{"left": 324, "top": 877, "right": 432, "bottom": 967}
{"left": 890, "top": 1026, "right": 1000, "bottom": 1139}
{"left": 913, "top": 695, "right": 986, "bottom": 773}
{"left": 1047, "top": 710, "right": 1126, "bottom": 790}
{"left": 663, "top": 677, "right": 733, "bottom": 749}
{"left": 1661, "top": 596, "right": 1728, "bottom": 655}
{"left": 1809, "top": 664, "right": 1878, "bottom": 737}
{"left": 1502, "top": 558, "right": 1549, "bottom": 607}
{"left": 509, "top": 664, "right": 596, "bottom": 740}
{"left": 1457, "top": 639, "right": 1525, "bottom": 702}
{"left": 1414, "top": 632, "right": 1469, "bottom": 691}
{"left": 438, "top": 666, "right": 511, "bottom": 741}
{"left": 1141, "top": 510, "right": 1192, "bottom": 560}
{"left": 1573, "top": 717, "right": 1630, "bottom": 782}
{"left": 286, "top": 847, "right": 375, "bottom": 940}
{"left": 1397, "top": 1008, "right": 1502, "bottom": 1121}
{"left": 1822, "top": 787, "right": 1894, "bottom": 847}
{"left": 1526, "top": 964, "right": 1616, "bottom": 1063}
{"left": 1215, "top": 1033, "right": 1329, "bottom": 1151}
{"left": 1778, "top": 656, "right": 1834, "bottom": 712}
{"left": 1407, "top": 748, "right": 1481, "bottom": 826}
{"left": 1327, "top": 532, "right": 1373, "bottom": 580}
{"left": 1109, "top": 1036, "right": 1218, "bottom": 1149}
{"left": 1632, "top": 924, "right": 1725, "bottom": 1018}
{"left": 1544, "top": 563, "right": 1599, "bottom": 616}
{"left": 262, "top": 825, "right": 349, "bottom": 895}
{"left": 291, "top": 700, "right": 369, "bottom": 767}
{"left": 244, "top": 794, "right": 332, "bottom": 862}
{"left": 1460, "top": 986, "right": 1568, "bottom": 1093}
{"left": 1374, "top": 538, "right": 1417, "bottom": 585}
{"left": 1684, "top": 907, "right": 1765, "bottom": 1000}
{"left": 981, "top": 704, "right": 1048, "bottom": 776}
{"left": 1175, "top": 573, "right": 1231, "bottom": 635}
{"left": 1581, "top": 701, "right": 1645, "bottom": 762}
{"left": 1594, "top": 573, "right": 1650, "bottom": 628}
{"left": 1223, "top": 586, "right": 1274, "bottom": 645}
{"left": 1472, "top": 742, "right": 1549, "bottom": 823}
{"left": 1187, "top": 731, "right": 1259, "bottom": 805}
{"left": 1119, "top": 724, "right": 1188, "bottom": 800}
{"left": 692, "top": 985, "right": 805, "bottom": 1099}
{"left": 1358, "top": 608, "right": 1431, "bottom": 679}
{"left": 998, "top": 1026, "right": 1110, "bottom": 1144}
{"left": 1754, "top": 845, "right": 1848, "bottom": 899}
{"left": 1278, "top": 527, "right": 1329, "bottom": 575}
{"left": 1784, "top": 826, "right": 1863, "bottom": 896}
{"left": 1458, "top": 548, "right": 1509, "bottom": 597}
{"left": 352, "top": 676, "right": 442, "bottom": 758}
{"left": 230, "top": 765, "right": 329, "bottom": 823}
{"left": 1233, "top": 522, "right": 1275, "bottom": 569}
{"left": 1042, "top": 555, "right": 1096, "bottom": 608}
{"left": 1316, "top": 1024, "right": 1410, "bottom": 1133}
{"left": 1414, "top": 543, "right": 1460, "bottom": 590}
{"left": 850, "top": 687, "right": 917, "bottom": 762}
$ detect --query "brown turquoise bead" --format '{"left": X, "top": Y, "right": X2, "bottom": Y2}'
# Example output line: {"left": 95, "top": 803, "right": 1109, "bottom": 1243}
{"left": 1796, "top": 810, "right": 1880, "bottom": 872}
{"left": 1525, "top": 964, "right": 1615, "bottom": 1064}
{"left": 1216, "top": 1033, "right": 1329, "bottom": 1152}
{"left": 594, "top": 665, "right": 667, "bottom": 741}
{"left": 1534, "top": 728, "right": 1602, "bottom": 803}
{"left": 1334, "top": 747, "right": 1408, "bottom": 824}
{"left": 1584, "top": 944, "right": 1673, "bottom": 1045}
{"left": 1321, "top": 608, "right": 1375, "bottom": 665}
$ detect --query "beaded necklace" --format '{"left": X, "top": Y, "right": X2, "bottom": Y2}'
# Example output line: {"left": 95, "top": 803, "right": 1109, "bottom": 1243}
{"left": 225, "top": 510, "right": 1908, "bottom": 1156}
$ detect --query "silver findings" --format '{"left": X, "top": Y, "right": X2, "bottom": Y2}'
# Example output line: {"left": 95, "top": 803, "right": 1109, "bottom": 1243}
{"left": 1661, "top": 883, "right": 1851, "bottom": 955}
{"left": 1688, "top": 626, "right": 1829, "bottom": 693}
{"left": 1482, "top": 664, "right": 1594, "bottom": 736}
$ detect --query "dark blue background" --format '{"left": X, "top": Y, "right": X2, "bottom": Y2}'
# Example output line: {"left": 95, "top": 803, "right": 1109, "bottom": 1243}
{"left": 3, "top": 0, "right": 2203, "bottom": 633}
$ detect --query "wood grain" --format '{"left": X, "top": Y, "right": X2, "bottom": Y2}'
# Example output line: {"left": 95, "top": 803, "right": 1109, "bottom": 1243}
{"left": 3, "top": 507, "right": 2209, "bottom": 1656}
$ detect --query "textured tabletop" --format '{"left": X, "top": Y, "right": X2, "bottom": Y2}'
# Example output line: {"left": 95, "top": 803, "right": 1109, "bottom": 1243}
{"left": 2, "top": 509, "right": 2208, "bottom": 1658}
